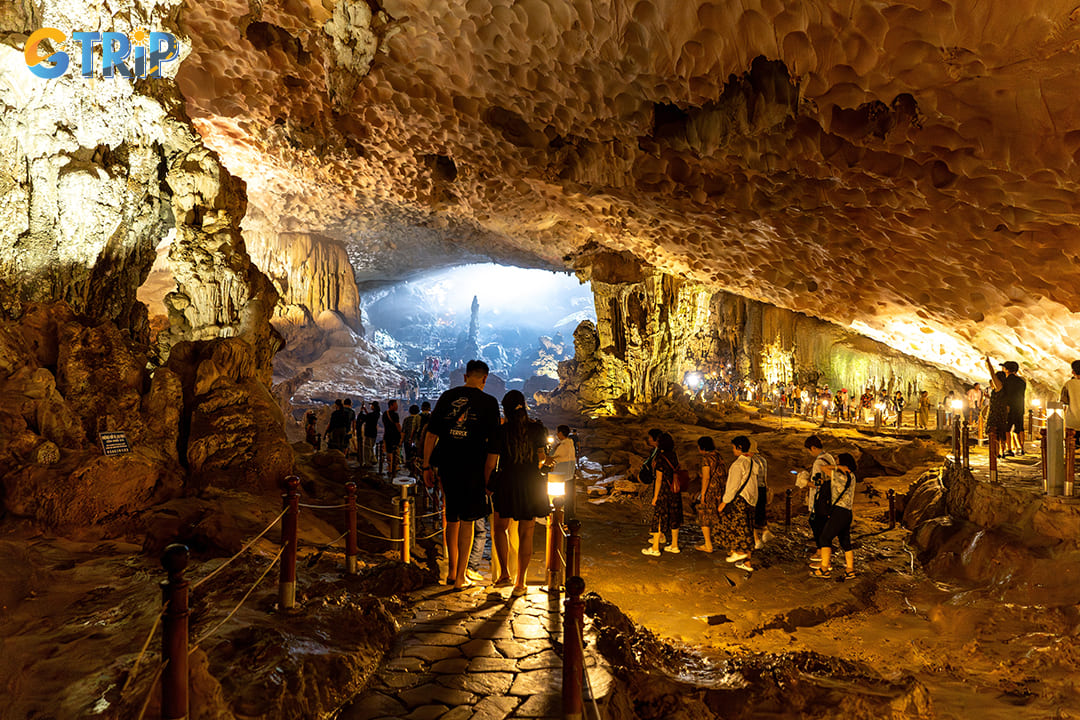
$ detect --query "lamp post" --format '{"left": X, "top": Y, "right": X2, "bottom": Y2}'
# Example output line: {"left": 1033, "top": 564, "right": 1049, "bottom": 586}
{"left": 1046, "top": 401, "right": 1065, "bottom": 496}
{"left": 873, "top": 403, "right": 884, "bottom": 432}
{"left": 821, "top": 399, "right": 830, "bottom": 427}
{"left": 545, "top": 479, "right": 566, "bottom": 593}
{"left": 950, "top": 399, "right": 964, "bottom": 461}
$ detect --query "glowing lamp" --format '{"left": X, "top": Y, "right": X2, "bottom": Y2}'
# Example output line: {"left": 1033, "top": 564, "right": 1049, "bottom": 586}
{"left": 1032, "top": 398, "right": 1042, "bottom": 408}
{"left": 547, "top": 480, "right": 566, "bottom": 497}
{"left": 821, "top": 400, "right": 830, "bottom": 407}
{"left": 1048, "top": 401, "right": 1065, "bottom": 418}
{"left": 874, "top": 403, "right": 885, "bottom": 411}
{"left": 685, "top": 372, "right": 704, "bottom": 389}
{"left": 950, "top": 399, "right": 964, "bottom": 411}
{"left": 547, "top": 435, "right": 556, "bottom": 445}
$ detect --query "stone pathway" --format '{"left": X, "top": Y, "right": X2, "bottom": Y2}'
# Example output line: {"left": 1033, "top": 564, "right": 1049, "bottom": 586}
{"left": 344, "top": 583, "right": 613, "bottom": 720}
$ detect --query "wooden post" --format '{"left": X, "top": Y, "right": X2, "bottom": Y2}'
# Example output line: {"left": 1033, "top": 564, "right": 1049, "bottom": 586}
{"left": 562, "top": 576, "right": 586, "bottom": 720}
{"left": 279, "top": 476, "right": 300, "bottom": 610}
{"left": 161, "top": 544, "right": 189, "bottom": 720}
{"left": 1041, "top": 428, "right": 1048, "bottom": 489}
{"left": 989, "top": 429, "right": 999, "bottom": 484}
{"left": 952, "top": 416, "right": 961, "bottom": 462}
{"left": 1029, "top": 408, "right": 1034, "bottom": 437}
{"left": 887, "top": 489, "right": 896, "bottom": 530}
{"left": 345, "top": 482, "right": 358, "bottom": 574}
{"left": 546, "top": 498, "right": 565, "bottom": 593}
{"left": 962, "top": 420, "right": 970, "bottom": 470}
{"left": 377, "top": 441, "right": 384, "bottom": 476}
{"left": 565, "top": 518, "right": 581, "bottom": 579}
{"left": 401, "top": 483, "right": 412, "bottom": 565}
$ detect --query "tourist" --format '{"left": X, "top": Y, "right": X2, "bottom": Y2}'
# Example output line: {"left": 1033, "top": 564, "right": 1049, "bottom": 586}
{"left": 693, "top": 436, "right": 726, "bottom": 553}
{"left": 916, "top": 391, "right": 931, "bottom": 429}
{"left": 383, "top": 399, "right": 403, "bottom": 476}
{"left": 642, "top": 432, "right": 683, "bottom": 556}
{"left": 984, "top": 361, "right": 1010, "bottom": 456}
{"left": 326, "top": 399, "right": 351, "bottom": 451}
{"left": 944, "top": 391, "right": 958, "bottom": 427}
{"left": 546, "top": 424, "right": 577, "bottom": 518}
{"left": 343, "top": 398, "right": 357, "bottom": 458}
{"left": 892, "top": 390, "right": 905, "bottom": 426}
{"left": 1000, "top": 360, "right": 1027, "bottom": 456}
{"left": 966, "top": 383, "right": 984, "bottom": 424}
{"left": 860, "top": 388, "right": 874, "bottom": 423}
{"left": 401, "top": 404, "right": 422, "bottom": 474}
{"left": 485, "top": 390, "right": 550, "bottom": 596}
{"left": 715, "top": 435, "right": 758, "bottom": 571}
{"left": 749, "top": 439, "right": 772, "bottom": 549}
{"left": 1061, "top": 361, "right": 1080, "bottom": 444}
{"left": 362, "top": 401, "right": 380, "bottom": 466}
{"left": 423, "top": 360, "right": 501, "bottom": 589}
{"left": 796, "top": 434, "right": 835, "bottom": 561}
{"left": 638, "top": 428, "right": 662, "bottom": 484}
{"left": 809, "top": 453, "right": 858, "bottom": 579}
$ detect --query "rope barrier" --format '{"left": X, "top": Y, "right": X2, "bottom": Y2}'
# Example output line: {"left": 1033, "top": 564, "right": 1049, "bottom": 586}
{"left": 355, "top": 504, "right": 404, "bottom": 521}
{"left": 577, "top": 622, "right": 604, "bottom": 720}
{"left": 190, "top": 546, "right": 285, "bottom": 652}
{"left": 415, "top": 528, "right": 444, "bottom": 541}
{"left": 134, "top": 661, "right": 166, "bottom": 720}
{"left": 357, "top": 529, "right": 405, "bottom": 543}
{"left": 121, "top": 608, "right": 165, "bottom": 693}
{"left": 416, "top": 509, "right": 443, "bottom": 520}
{"left": 190, "top": 507, "right": 288, "bottom": 591}
{"left": 297, "top": 502, "right": 348, "bottom": 510}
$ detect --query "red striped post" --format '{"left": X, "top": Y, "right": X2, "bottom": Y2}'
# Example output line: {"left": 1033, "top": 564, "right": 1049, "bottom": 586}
{"left": 562, "top": 575, "right": 586, "bottom": 720}
{"left": 962, "top": 420, "right": 970, "bottom": 470}
{"left": 565, "top": 518, "right": 581, "bottom": 579}
{"left": 279, "top": 476, "right": 300, "bottom": 610}
{"left": 952, "top": 416, "right": 961, "bottom": 462}
{"left": 1066, "top": 430, "right": 1076, "bottom": 497}
{"left": 345, "top": 482, "right": 358, "bottom": 574}
{"left": 1041, "top": 428, "right": 1048, "bottom": 489}
{"left": 546, "top": 498, "right": 565, "bottom": 593}
{"left": 160, "top": 544, "right": 189, "bottom": 720}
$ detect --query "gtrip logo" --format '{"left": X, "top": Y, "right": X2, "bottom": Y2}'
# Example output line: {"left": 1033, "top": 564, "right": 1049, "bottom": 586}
{"left": 25, "top": 28, "right": 179, "bottom": 79}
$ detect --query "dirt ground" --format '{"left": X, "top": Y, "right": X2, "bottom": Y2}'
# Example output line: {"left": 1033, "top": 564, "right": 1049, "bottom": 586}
{"left": 532, "top": 403, "right": 1080, "bottom": 720}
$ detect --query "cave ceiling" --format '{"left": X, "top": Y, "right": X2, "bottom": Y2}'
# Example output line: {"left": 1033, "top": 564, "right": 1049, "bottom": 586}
{"left": 175, "top": 0, "right": 1080, "bottom": 387}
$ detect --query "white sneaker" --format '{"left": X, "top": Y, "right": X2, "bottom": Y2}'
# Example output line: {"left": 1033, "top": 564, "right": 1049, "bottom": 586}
{"left": 725, "top": 552, "right": 749, "bottom": 563}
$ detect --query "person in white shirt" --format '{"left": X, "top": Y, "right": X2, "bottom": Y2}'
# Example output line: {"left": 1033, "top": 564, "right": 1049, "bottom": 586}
{"left": 716, "top": 435, "right": 759, "bottom": 571}
{"left": 810, "top": 453, "right": 858, "bottom": 579}
{"left": 1061, "top": 361, "right": 1080, "bottom": 441}
{"left": 796, "top": 434, "right": 834, "bottom": 564}
{"left": 546, "top": 425, "right": 577, "bottom": 515}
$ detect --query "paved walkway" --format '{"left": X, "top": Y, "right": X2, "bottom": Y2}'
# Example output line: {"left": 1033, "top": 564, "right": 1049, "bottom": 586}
{"left": 345, "top": 583, "right": 613, "bottom": 720}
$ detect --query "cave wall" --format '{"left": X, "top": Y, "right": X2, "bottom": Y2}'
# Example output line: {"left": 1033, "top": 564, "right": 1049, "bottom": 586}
{"left": 555, "top": 252, "right": 967, "bottom": 413}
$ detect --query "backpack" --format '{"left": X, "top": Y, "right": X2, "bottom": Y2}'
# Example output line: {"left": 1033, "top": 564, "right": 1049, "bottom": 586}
{"left": 662, "top": 456, "right": 690, "bottom": 493}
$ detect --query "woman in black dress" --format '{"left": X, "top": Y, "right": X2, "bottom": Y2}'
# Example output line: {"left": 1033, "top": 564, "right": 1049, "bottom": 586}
{"left": 643, "top": 432, "right": 684, "bottom": 556}
{"left": 486, "top": 390, "right": 550, "bottom": 596}
{"left": 984, "top": 360, "right": 1009, "bottom": 458}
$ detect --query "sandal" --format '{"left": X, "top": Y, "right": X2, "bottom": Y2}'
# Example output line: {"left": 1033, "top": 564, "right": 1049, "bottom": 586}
{"left": 810, "top": 566, "right": 831, "bottom": 578}
{"left": 843, "top": 570, "right": 856, "bottom": 580}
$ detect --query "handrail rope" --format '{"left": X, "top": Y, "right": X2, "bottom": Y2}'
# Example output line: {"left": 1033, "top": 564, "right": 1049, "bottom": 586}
{"left": 416, "top": 509, "right": 443, "bottom": 519}
{"left": 189, "top": 546, "right": 284, "bottom": 653}
{"left": 355, "top": 504, "right": 404, "bottom": 521}
{"left": 298, "top": 502, "right": 348, "bottom": 510}
{"left": 121, "top": 608, "right": 166, "bottom": 693}
{"left": 415, "top": 528, "right": 444, "bottom": 541}
{"left": 357, "top": 529, "right": 405, "bottom": 543}
{"left": 190, "top": 507, "right": 288, "bottom": 591}
{"left": 577, "top": 622, "right": 604, "bottom": 720}
{"left": 134, "top": 661, "right": 166, "bottom": 720}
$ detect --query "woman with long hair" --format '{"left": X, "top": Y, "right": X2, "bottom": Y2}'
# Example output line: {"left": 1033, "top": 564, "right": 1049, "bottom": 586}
{"left": 643, "top": 432, "right": 684, "bottom": 556}
{"left": 485, "top": 390, "right": 550, "bottom": 596}
{"left": 810, "top": 452, "right": 858, "bottom": 579}
{"left": 693, "top": 436, "right": 726, "bottom": 553}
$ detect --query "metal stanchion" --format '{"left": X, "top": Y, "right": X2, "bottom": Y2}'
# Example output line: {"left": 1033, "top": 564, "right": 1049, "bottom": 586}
{"left": 393, "top": 477, "right": 415, "bottom": 564}
{"left": 784, "top": 488, "right": 792, "bottom": 527}
{"left": 565, "top": 518, "right": 581, "bottom": 579}
{"left": 1041, "top": 428, "right": 1049, "bottom": 490}
{"left": 279, "top": 476, "right": 300, "bottom": 610}
{"left": 161, "top": 544, "right": 190, "bottom": 720}
{"left": 1029, "top": 408, "right": 1035, "bottom": 437}
{"left": 562, "top": 576, "right": 586, "bottom": 720}
{"left": 1047, "top": 403, "right": 1065, "bottom": 496}
{"left": 962, "top": 420, "right": 970, "bottom": 470}
{"left": 345, "top": 482, "right": 358, "bottom": 574}
{"left": 887, "top": 489, "right": 896, "bottom": 529}
{"left": 952, "top": 416, "right": 961, "bottom": 462}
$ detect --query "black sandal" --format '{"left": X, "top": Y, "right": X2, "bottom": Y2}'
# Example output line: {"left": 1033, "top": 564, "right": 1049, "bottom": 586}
{"left": 810, "top": 566, "right": 831, "bottom": 578}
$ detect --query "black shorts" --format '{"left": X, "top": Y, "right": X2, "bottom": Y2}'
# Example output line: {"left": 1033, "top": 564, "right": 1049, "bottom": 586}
{"left": 817, "top": 507, "right": 853, "bottom": 551}
{"left": 439, "top": 470, "right": 490, "bottom": 523}
{"left": 1005, "top": 407, "right": 1025, "bottom": 433}
{"left": 754, "top": 487, "right": 768, "bottom": 528}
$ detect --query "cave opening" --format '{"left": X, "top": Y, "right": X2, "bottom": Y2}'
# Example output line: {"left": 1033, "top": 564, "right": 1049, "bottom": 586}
{"left": 360, "top": 263, "right": 595, "bottom": 400}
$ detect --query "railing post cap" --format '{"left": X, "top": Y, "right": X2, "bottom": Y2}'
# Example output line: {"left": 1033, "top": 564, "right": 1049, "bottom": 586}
{"left": 566, "top": 575, "right": 586, "bottom": 595}
{"left": 567, "top": 518, "right": 582, "bottom": 532}
{"left": 345, "top": 481, "right": 357, "bottom": 492}
{"left": 285, "top": 475, "right": 301, "bottom": 490}
{"left": 162, "top": 543, "right": 190, "bottom": 574}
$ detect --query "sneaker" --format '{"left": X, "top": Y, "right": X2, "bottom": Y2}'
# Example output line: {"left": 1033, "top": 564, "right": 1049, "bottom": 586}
{"left": 664, "top": 545, "right": 681, "bottom": 554}
{"left": 641, "top": 547, "right": 661, "bottom": 557}
{"left": 1004, "top": 450, "right": 1015, "bottom": 458}
{"left": 762, "top": 529, "right": 774, "bottom": 544}
{"left": 725, "top": 552, "right": 749, "bottom": 563}
{"left": 465, "top": 568, "right": 484, "bottom": 583}
{"left": 734, "top": 560, "right": 753, "bottom": 572}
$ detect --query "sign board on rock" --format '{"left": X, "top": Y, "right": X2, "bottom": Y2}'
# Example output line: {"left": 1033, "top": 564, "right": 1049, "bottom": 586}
{"left": 99, "top": 431, "right": 131, "bottom": 456}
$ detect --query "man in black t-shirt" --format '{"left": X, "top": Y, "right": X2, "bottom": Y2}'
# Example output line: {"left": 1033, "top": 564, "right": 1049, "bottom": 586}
{"left": 1001, "top": 361, "right": 1027, "bottom": 456}
{"left": 326, "top": 399, "right": 351, "bottom": 451}
{"left": 423, "top": 360, "right": 500, "bottom": 589}
{"left": 361, "top": 401, "right": 380, "bottom": 466}
{"left": 383, "top": 399, "right": 403, "bottom": 476}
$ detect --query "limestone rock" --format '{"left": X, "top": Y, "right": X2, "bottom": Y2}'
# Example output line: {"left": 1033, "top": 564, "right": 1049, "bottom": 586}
{"left": 57, "top": 321, "right": 146, "bottom": 441}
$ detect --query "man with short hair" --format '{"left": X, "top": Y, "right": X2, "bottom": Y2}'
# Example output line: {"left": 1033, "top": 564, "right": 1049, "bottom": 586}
{"left": 965, "top": 384, "right": 984, "bottom": 425}
{"left": 362, "top": 401, "right": 380, "bottom": 466}
{"left": 326, "top": 399, "right": 351, "bottom": 451}
{"left": 1001, "top": 361, "right": 1027, "bottom": 456}
{"left": 383, "top": 399, "right": 403, "bottom": 476}
{"left": 423, "top": 360, "right": 500, "bottom": 589}
{"left": 796, "top": 434, "right": 835, "bottom": 562}
{"left": 1060, "top": 360, "right": 1080, "bottom": 443}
